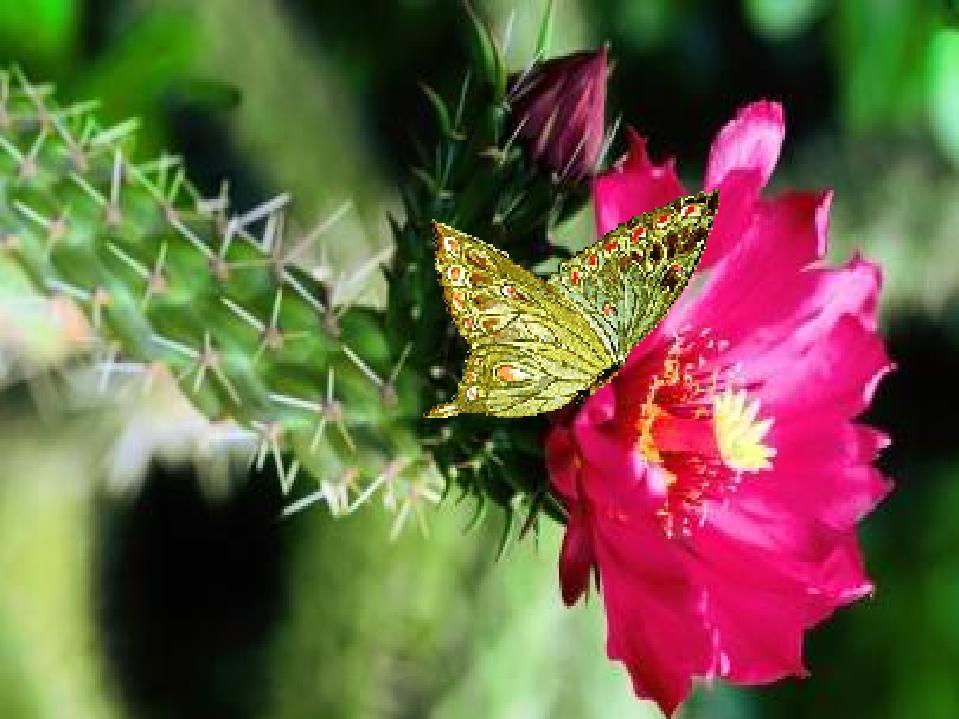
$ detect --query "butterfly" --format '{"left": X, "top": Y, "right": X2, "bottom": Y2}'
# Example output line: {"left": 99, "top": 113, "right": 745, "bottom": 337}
{"left": 426, "top": 190, "right": 718, "bottom": 419}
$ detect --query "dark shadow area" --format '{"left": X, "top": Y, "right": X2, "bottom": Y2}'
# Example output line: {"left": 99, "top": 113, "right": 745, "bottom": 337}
{"left": 95, "top": 462, "right": 289, "bottom": 719}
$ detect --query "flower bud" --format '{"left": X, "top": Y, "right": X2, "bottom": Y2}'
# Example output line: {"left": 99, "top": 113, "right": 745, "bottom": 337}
{"left": 509, "top": 48, "right": 608, "bottom": 182}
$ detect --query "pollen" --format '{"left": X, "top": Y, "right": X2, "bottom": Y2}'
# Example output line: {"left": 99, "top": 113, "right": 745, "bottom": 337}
{"left": 712, "top": 389, "right": 776, "bottom": 472}
{"left": 629, "top": 331, "right": 774, "bottom": 537}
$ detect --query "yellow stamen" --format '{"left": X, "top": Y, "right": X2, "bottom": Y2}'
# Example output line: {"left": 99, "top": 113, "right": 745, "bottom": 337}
{"left": 712, "top": 389, "right": 776, "bottom": 472}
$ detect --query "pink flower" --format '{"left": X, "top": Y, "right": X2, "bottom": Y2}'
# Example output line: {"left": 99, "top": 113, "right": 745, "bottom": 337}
{"left": 509, "top": 48, "right": 607, "bottom": 182}
{"left": 547, "top": 102, "right": 893, "bottom": 715}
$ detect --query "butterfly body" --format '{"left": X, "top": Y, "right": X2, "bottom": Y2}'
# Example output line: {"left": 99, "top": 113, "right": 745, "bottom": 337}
{"left": 427, "top": 191, "right": 718, "bottom": 419}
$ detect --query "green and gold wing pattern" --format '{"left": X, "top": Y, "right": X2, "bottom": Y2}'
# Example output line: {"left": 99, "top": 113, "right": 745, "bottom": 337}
{"left": 547, "top": 190, "right": 718, "bottom": 364}
{"left": 425, "top": 191, "right": 717, "bottom": 419}
{"left": 426, "top": 222, "right": 614, "bottom": 418}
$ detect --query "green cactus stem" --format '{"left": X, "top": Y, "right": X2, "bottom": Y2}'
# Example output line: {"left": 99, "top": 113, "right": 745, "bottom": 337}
{"left": 0, "top": 67, "right": 444, "bottom": 536}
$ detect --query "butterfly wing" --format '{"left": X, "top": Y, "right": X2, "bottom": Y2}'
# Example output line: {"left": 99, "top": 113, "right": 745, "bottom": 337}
{"left": 547, "top": 190, "right": 718, "bottom": 364}
{"left": 427, "top": 222, "right": 614, "bottom": 418}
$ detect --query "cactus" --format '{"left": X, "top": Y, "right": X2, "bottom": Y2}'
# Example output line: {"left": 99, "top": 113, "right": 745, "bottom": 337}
{"left": 0, "top": 12, "right": 604, "bottom": 538}
{"left": 0, "top": 66, "right": 432, "bottom": 532}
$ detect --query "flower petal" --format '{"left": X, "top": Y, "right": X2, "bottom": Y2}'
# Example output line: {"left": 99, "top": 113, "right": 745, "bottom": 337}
{"left": 564, "top": 430, "right": 711, "bottom": 714}
{"left": 593, "top": 127, "right": 687, "bottom": 236}
{"left": 755, "top": 416, "right": 892, "bottom": 527}
{"left": 691, "top": 501, "right": 870, "bottom": 682}
{"left": 559, "top": 508, "right": 594, "bottom": 606}
{"left": 749, "top": 314, "right": 894, "bottom": 420}
{"left": 704, "top": 101, "right": 785, "bottom": 191}
{"left": 685, "top": 190, "right": 835, "bottom": 335}
{"left": 546, "top": 424, "right": 579, "bottom": 502}
{"left": 598, "top": 525, "right": 706, "bottom": 715}
{"left": 698, "top": 168, "right": 763, "bottom": 269}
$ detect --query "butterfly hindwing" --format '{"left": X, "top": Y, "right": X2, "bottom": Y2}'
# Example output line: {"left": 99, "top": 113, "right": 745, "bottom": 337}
{"left": 547, "top": 190, "right": 718, "bottom": 364}
{"left": 427, "top": 222, "right": 613, "bottom": 418}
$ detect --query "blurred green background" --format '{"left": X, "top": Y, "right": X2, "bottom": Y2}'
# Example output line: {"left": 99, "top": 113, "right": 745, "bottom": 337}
{"left": 1, "top": 1, "right": 958, "bottom": 717}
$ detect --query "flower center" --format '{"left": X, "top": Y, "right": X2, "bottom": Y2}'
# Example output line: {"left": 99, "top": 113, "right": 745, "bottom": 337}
{"left": 712, "top": 388, "right": 776, "bottom": 471}
{"left": 633, "top": 329, "right": 775, "bottom": 536}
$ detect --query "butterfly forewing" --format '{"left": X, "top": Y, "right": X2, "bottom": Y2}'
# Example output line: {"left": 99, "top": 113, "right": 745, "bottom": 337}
{"left": 427, "top": 223, "right": 613, "bottom": 418}
{"left": 547, "top": 190, "right": 717, "bottom": 364}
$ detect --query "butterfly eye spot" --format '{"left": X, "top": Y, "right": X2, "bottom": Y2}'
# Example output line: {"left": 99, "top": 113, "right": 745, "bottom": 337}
{"left": 442, "top": 235, "right": 459, "bottom": 253}
{"left": 467, "top": 249, "right": 495, "bottom": 270}
{"left": 681, "top": 203, "right": 701, "bottom": 219}
{"left": 446, "top": 264, "right": 468, "bottom": 284}
{"left": 445, "top": 288, "right": 466, "bottom": 309}
{"left": 630, "top": 226, "right": 647, "bottom": 243}
{"left": 495, "top": 363, "right": 530, "bottom": 383}
{"left": 465, "top": 386, "right": 480, "bottom": 401}
{"left": 501, "top": 284, "right": 527, "bottom": 300}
